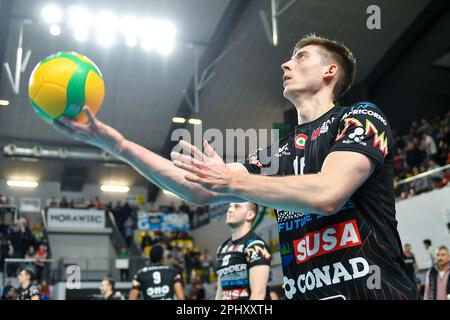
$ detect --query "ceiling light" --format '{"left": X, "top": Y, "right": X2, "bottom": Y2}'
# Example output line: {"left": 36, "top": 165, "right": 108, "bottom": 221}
{"left": 67, "top": 5, "right": 92, "bottom": 30}
{"left": 0, "top": 100, "right": 10, "bottom": 106}
{"left": 42, "top": 4, "right": 63, "bottom": 24}
{"left": 125, "top": 35, "right": 138, "bottom": 47}
{"left": 172, "top": 117, "right": 186, "bottom": 124}
{"left": 49, "top": 24, "right": 61, "bottom": 36}
{"left": 7, "top": 180, "right": 39, "bottom": 188}
{"left": 121, "top": 15, "right": 141, "bottom": 36}
{"left": 100, "top": 185, "right": 130, "bottom": 193}
{"left": 74, "top": 28, "right": 89, "bottom": 42}
{"left": 141, "top": 19, "right": 176, "bottom": 55}
{"left": 188, "top": 118, "right": 202, "bottom": 125}
{"left": 97, "top": 33, "right": 116, "bottom": 47}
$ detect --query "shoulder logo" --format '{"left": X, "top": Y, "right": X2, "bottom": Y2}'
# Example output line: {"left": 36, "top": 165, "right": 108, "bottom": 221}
{"left": 295, "top": 134, "right": 308, "bottom": 149}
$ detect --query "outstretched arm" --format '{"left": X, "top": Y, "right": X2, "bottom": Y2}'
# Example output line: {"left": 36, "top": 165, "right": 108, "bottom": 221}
{"left": 172, "top": 141, "right": 375, "bottom": 215}
{"left": 52, "top": 107, "right": 246, "bottom": 205}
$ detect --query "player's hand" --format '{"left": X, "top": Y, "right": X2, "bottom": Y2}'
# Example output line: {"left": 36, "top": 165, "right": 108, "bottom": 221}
{"left": 52, "top": 106, "right": 126, "bottom": 157}
{"left": 171, "top": 140, "right": 239, "bottom": 194}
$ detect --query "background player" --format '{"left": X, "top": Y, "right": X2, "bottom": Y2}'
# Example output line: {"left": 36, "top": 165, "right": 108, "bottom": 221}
{"left": 129, "top": 245, "right": 185, "bottom": 300}
{"left": 215, "top": 202, "right": 271, "bottom": 300}
{"left": 17, "top": 268, "right": 40, "bottom": 300}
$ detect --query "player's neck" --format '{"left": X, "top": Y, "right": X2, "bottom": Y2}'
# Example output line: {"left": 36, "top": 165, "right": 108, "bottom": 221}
{"left": 21, "top": 281, "right": 30, "bottom": 289}
{"left": 438, "top": 263, "right": 448, "bottom": 272}
{"left": 292, "top": 92, "right": 335, "bottom": 125}
{"left": 231, "top": 224, "right": 251, "bottom": 241}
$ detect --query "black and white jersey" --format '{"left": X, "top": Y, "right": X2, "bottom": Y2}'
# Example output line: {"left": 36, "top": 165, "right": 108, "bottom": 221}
{"left": 216, "top": 230, "right": 271, "bottom": 300}
{"left": 243, "top": 102, "right": 420, "bottom": 300}
{"left": 17, "top": 284, "right": 40, "bottom": 300}
{"left": 133, "top": 264, "right": 182, "bottom": 300}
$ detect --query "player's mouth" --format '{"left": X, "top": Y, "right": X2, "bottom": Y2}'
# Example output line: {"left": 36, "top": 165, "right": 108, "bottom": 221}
{"left": 282, "top": 75, "right": 292, "bottom": 84}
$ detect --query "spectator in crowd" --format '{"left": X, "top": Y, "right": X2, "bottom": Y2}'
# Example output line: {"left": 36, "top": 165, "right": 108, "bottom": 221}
{"left": 409, "top": 120, "right": 419, "bottom": 138}
{"left": 17, "top": 214, "right": 28, "bottom": 233}
{"left": 403, "top": 244, "right": 418, "bottom": 284}
{"left": 1, "top": 280, "right": 13, "bottom": 300}
{"left": 190, "top": 276, "right": 205, "bottom": 300}
{"left": 31, "top": 224, "right": 44, "bottom": 243}
{"left": 0, "top": 219, "right": 7, "bottom": 238}
{"left": 94, "top": 196, "right": 103, "bottom": 210}
{"left": 428, "top": 159, "right": 444, "bottom": 183}
{"left": 7, "top": 224, "right": 21, "bottom": 256}
{"left": 59, "top": 196, "right": 69, "bottom": 208}
{"left": 178, "top": 202, "right": 190, "bottom": 215}
{"left": 5, "top": 239, "right": 15, "bottom": 276}
{"left": 40, "top": 237, "right": 50, "bottom": 253}
{"left": 24, "top": 245, "right": 36, "bottom": 270}
{"left": 117, "top": 247, "right": 130, "bottom": 282}
{"left": 140, "top": 232, "right": 155, "bottom": 251}
{"left": 394, "top": 147, "right": 406, "bottom": 177}
{"left": 405, "top": 141, "right": 423, "bottom": 170}
{"left": 35, "top": 244, "right": 48, "bottom": 282}
{"left": 40, "top": 280, "right": 51, "bottom": 300}
{"left": 49, "top": 197, "right": 58, "bottom": 208}
{"left": 410, "top": 166, "right": 433, "bottom": 195}
{"left": 123, "top": 214, "right": 134, "bottom": 247}
{"left": 417, "top": 117, "right": 430, "bottom": 135}
{"left": 21, "top": 228, "right": 35, "bottom": 258}
{"left": 424, "top": 246, "right": 449, "bottom": 300}
{"left": 199, "top": 249, "right": 212, "bottom": 283}
{"left": 422, "top": 129, "right": 438, "bottom": 160}
{"left": 0, "top": 238, "right": 7, "bottom": 274}
{"left": 423, "top": 239, "right": 436, "bottom": 268}
{"left": 166, "top": 202, "right": 175, "bottom": 213}
{"left": 5, "top": 288, "right": 18, "bottom": 300}
{"left": 0, "top": 194, "right": 4, "bottom": 205}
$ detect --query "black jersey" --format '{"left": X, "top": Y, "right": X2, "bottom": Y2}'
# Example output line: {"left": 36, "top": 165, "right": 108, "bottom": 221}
{"left": 216, "top": 230, "right": 271, "bottom": 300}
{"left": 133, "top": 263, "right": 182, "bottom": 300}
{"left": 243, "top": 102, "right": 420, "bottom": 300}
{"left": 17, "top": 284, "right": 40, "bottom": 300}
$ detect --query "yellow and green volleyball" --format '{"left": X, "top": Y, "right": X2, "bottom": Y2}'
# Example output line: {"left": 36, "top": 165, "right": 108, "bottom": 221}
{"left": 28, "top": 51, "right": 105, "bottom": 123}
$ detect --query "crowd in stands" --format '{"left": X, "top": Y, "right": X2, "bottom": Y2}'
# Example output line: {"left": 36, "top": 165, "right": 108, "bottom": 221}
{"left": 138, "top": 228, "right": 214, "bottom": 286}
{"left": 393, "top": 110, "right": 450, "bottom": 197}
{"left": 0, "top": 210, "right": 50, "bottom": 299}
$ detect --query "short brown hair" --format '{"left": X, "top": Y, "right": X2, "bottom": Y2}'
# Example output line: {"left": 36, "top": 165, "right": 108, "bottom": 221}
{"left": 294, "top": 34, "right": 356, "bottom": 100}
{"left": 247, "top": 202, "right": 259, "bottom": 223}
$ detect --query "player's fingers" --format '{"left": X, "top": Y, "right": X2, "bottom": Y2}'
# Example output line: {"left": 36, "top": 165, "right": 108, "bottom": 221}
{"left": 171, "top": 151, "right": 204, "bottom": 166}
{"left": 82, "top": 106, "right": 98, "bottom": 127}
{"left": 203, "top": 140, "right": 222, "bottom": 162}
{"left": 59, "top": 116, "right": 87, "bottom": 132}
{"left": 173, "top": 160, "right": 205, "bottom": 177}
{"left": 185, "top": 174, "right": 207, "bottom": 185}
{"left": 53, "top": 120, "right": 77, "bottom": 137}
{"left": 179, "top": 140, "right": 205, "bottom": 161}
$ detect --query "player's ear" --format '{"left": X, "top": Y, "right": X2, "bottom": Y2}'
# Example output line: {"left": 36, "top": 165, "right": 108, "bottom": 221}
{"left": 247, "top": 210, "right": 256, "bottom": 223}
{"left": 324, "top": 63, "right": 338, "bottom": 80}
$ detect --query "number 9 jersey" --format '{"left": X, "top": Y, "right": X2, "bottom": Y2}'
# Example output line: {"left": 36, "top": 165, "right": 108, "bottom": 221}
{"left": 132, "top": 264, "right": 182, "bottom": 300}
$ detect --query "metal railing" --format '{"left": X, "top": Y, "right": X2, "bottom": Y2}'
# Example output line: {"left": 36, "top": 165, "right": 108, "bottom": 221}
{"left": 395, "top": 164, "right": 449, "bottom": 198}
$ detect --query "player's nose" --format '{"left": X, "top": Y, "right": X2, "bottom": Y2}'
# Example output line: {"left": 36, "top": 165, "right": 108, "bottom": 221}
{"left": 281, "top": 60, "right": 292, "bottom": 72}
